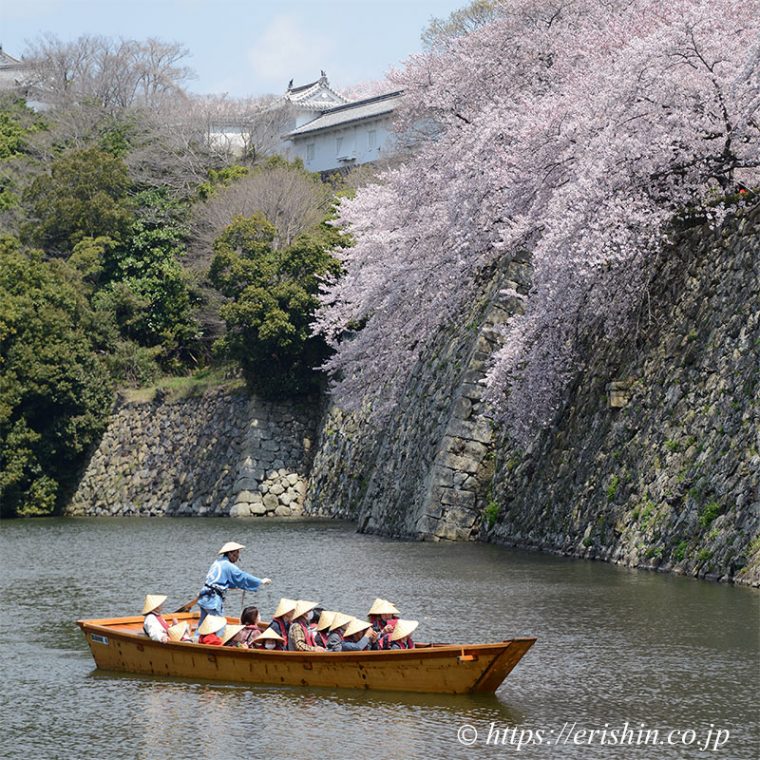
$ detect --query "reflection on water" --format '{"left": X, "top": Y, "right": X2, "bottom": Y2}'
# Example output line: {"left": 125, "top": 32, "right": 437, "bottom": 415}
{"left": 1, "top": 517, "right": 757, "bottom": 760}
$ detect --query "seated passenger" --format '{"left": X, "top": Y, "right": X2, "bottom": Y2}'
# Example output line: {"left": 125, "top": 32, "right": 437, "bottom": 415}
{"left": 313, "top": 610, "right": 335, "bottom": 648}
{"left": 388, "top": 619, "right": 418, "bottom": 649}
{"left": 380, "top": 601, "right": 400, "bottom": 631}
{"left": 368, "top": 599, "right": 400, "bottom": 649}
{"left": 341, "top": 618, "right": 379, "bottom": 652}
{"left": 221, "top": 624, "right": 246, "bottom": 647}
{"left": 167, "top": 621, "right": 192, "bottom": 642}
{"left": 197, "top": 614, "right": 227, "bottom": 646}
{"left": 327, "top": 612, "right": 353, "bottom": 652}
{"left": 368, "top": 598, "right": 386, "bottom": 635}
{"left": 228, "top": 605, "right": 263, "bottom": 648}
{"left": 269, "top": 598, "right": 297, "bottom": 650}
{"left": 309, "top": 606, "right": 324, "bottom": 637}
{"left": 142, "top": 594, "right": 171, "bottom": 642}
{"left": 252, "top": 628, "right": 285, "bottom": 649}
{"left": 288, "top": 600, "right": 326, "bottom": 651}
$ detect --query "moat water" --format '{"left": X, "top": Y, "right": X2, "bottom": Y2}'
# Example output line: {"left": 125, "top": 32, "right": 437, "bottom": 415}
{"left": 1, "top": 517, "right": 757, "bottom": 759}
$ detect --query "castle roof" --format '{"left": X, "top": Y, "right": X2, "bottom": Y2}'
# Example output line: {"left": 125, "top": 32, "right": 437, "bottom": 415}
{"left": 0, "top": 47, "right": 24, "bottom": 68}
{"left": 286, "top": 90, "right": 404, "bottom": 138}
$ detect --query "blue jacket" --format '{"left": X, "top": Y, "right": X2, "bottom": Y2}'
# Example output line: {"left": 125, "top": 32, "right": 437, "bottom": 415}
{"left": 197, "top": 557, "right": 263, "bottom": 615}
{"left": 327, "top": 630, "right": 344, "bottom": 652}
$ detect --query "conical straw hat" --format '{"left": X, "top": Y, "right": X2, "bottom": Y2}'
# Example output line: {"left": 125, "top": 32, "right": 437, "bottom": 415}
{"left": 329, "top": 612, "right": 353, "bottom": 632}
{"left": 316, "top": 610, "right": 335, "bottom": 631}
{"left": 367, "top": 597, "right": 386, "bottom": 615}
{"left": 218, "top": 541, "right": 245, "bottom": 555}
{"left": 390, "top": 619, "right": 419, "bottom": 642}
{"left": 198, "top": 614, "right": 227, "bottom": 636}
{"left": 344, "top": 618, "right": 372, "bottom": 638}
{"left": 273, "top": 597, "right": 297, "bottom": 618}
{"left": 258, "top": 627, "right": 284, "bottom": 643}
{"left": 167, "top": 622, "right": 189, "bottom": 642}
{"left": 221, "top": 624, "right": 245, "bottom": 645}
{"left": 142, "top": 594, "right": 167, "bottom": 615}
{"left": 292, "top": 600, "right": 319, "bottom": 620}
{"left": 368, "top": 599, "right": 399, "bottom": 616}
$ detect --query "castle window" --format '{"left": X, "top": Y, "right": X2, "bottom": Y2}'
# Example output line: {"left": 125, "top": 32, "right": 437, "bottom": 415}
{"left": 336, "top": 136, "right": 344, "bottom": 155}
{"left": 368, "top": 130, "right": 377, "bottom": 149}
{"left": 306, "top": 143, "right": 315, "bottom": 161}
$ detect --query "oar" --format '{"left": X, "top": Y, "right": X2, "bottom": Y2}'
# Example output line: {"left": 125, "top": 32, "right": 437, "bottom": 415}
{"left": 174, "top": 595, "right": 198, "bottom": 613}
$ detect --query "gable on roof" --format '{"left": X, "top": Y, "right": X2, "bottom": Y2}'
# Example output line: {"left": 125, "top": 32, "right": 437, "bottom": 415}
{"left": 285, "top": 73, "right": 351, "bottom": 112}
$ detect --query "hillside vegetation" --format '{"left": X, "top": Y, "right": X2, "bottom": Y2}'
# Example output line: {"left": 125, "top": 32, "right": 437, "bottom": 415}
{"left": 0, "top": 38, "right": 352, "bottom": 516}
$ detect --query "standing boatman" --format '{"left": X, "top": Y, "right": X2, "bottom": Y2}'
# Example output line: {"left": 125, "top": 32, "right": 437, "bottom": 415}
{"left": 196, "top": 541, "right": 271, "bottom": 630}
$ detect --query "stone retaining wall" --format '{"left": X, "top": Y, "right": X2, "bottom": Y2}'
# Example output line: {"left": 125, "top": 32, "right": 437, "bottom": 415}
{"left": 67, "top": 391, "right": 318, "bottom": 517}
{"left": 488, "top": 208, "right": 760, "bottom": 586}
{"left": 305, "top": 207, "right": 759, "bottom": 586}
{"left": 304, "top": 250, "right": 532, "bottom": 540}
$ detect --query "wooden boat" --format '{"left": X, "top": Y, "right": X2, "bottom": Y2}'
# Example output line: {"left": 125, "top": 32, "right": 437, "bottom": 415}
{"left": 77, "top": 613, "right": 535, "bottom": 695}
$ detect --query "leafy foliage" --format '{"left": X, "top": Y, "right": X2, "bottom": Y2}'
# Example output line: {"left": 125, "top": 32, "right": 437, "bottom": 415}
{"left": 0, "top": 96, "right": 46, "bottom": 213}
{"left": 0, "top": 45, "right": 352, "bottom": 518}
{"left": 94, "top": 189, "right": 199, "bottom": 369}
{"left": 0, "top": 237, "right": 113, "bottom": 516}
{"left": 209, "top": 213, "right": 342, "bottom": 397}
{"left": 22, "top": 146, "right": 132, "bottom": 256}
{"left": 197, "top": 164, "right": 250, "bottom": 200}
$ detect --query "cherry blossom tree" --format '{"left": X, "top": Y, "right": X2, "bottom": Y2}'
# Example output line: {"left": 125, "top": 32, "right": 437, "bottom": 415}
{"left": 315, "top": 0, "right": 760, "bottom": 444}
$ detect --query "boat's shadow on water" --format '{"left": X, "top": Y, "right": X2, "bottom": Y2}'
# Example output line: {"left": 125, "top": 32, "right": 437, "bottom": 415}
{"left": 85, "top": 667, "right": 527, "bottom": 721}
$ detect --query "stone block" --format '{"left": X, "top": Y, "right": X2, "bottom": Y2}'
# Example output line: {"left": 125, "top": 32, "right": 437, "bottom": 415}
{"left": 431, "top": 466, "right": 455, "bottom": 488}
{"left": 607, "top": 380, "right": 633, "bottom": 408}
{"left": 461, "top": 384, "right": 486, "bottom": 401}
{"left": 252, "top": 503, "right": 267, "bottom": 516}
{"left": 270, "top": 483, "right": 285, "bottom": 495}
{"left": 441, "top": 489, "right": 476, "bottom": 509}
{"left": 229, "top": 503, "right": 252, "bottom": 517}
{"left": 234, "top": 476, "right": 263, "bottom": 492}
{"left": 274, "top": 505, "right": 292, "bottom": 516}
{"left": 447, "top": 418, "right": 493, "bottom": 445}
{"left": 453, "top": 396, "right": 473, "bottom": 420}
{"left": 263, "top": 493, "right": 279, "bottom": 511}
{"left": 440, "top": 452, "right": 480, "bottom": 474}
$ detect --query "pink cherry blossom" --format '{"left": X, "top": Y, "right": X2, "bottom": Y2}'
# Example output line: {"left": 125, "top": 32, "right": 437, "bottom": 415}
{"left": 315, "top": 0, "right": 759, "bottom": 444}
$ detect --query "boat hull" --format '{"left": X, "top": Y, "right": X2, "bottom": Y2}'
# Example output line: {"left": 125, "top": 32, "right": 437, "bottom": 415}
{"left": 77, "top": 615, "right": 535, "bottom": 695}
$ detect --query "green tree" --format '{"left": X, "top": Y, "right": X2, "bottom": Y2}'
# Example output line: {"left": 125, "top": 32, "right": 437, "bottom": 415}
{"left": 0, "top": 96, "right": 46, "bottom": 213}
{"left": 209, "top": 213, "right": 342, "bottom": 397}
{"left": 22, "top": 146, "right": 132, "bottom": 256}
{"left": 0, "top": 237, "right": 113, "bottom": 516}
{"left": 93, "top": 189, "right": 200, "bottom": 369}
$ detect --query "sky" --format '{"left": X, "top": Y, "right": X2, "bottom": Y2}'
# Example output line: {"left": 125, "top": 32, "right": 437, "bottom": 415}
{"left": 1, "top": 0, "right": 467, "bottom": 98}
